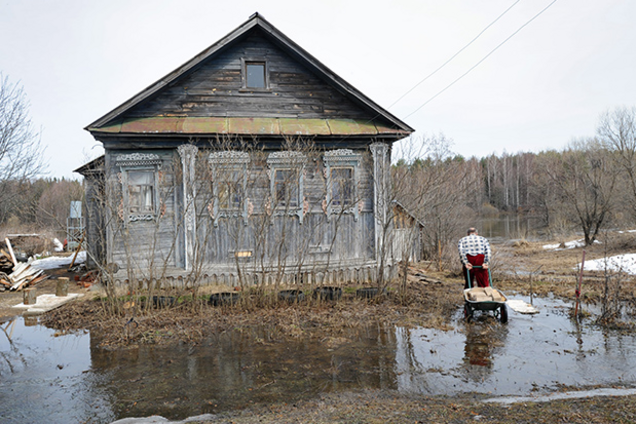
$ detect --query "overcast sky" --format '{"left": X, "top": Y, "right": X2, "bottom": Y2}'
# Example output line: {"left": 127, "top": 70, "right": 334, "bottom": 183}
{"left": 1, "top": 0, "right": 634, "bottom": 178}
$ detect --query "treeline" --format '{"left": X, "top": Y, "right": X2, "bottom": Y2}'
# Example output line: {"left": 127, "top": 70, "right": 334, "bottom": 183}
{"left": 0, "top": 177, "right": 83, "bottom": 235}
{"left": 394, "top": 106, "right": 636, "bottom": 265}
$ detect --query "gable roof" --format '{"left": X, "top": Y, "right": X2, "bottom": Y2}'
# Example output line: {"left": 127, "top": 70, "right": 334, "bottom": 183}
{"left": 86, "top": 13, "right": 413, "bottom": 139}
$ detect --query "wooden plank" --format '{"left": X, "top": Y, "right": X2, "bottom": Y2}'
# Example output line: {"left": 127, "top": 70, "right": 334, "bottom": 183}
{"left": 5, "top": 238, "right": 16, "bottom": 269}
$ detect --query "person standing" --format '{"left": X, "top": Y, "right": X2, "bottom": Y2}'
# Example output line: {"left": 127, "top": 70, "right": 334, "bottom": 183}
{"left": 458, "top": 227, "right": 491, "bottom": 289}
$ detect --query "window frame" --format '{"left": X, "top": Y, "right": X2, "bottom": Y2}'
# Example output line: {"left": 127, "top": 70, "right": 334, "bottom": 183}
{"left": 323, "top": 149, "right": 361, "bottom": 221}
{"left": 267, "top": 151, "right": 306, "bottom": 223}
{"left": 241, "top": 58, "right": 269, "bottom": 91}
{"left": 116, "top": 153, "right": 162, "bottom": 224}
{"left": 208, "top": 151, "right": 250, "bottom": 227}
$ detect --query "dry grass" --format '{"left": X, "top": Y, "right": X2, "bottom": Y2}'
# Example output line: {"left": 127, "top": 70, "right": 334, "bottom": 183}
{"left": 41, "top": 232, "right": 636, "bottom": 347}
{"left": 41, "top": 277, "right": 461, "bottom": 348}
{"left": 164, "top": 389, "right": 636, "bottom": 423}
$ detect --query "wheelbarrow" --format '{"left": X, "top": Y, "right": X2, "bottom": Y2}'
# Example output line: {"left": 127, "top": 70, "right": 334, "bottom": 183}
{"left": 463, "top": 265, "right": 508, "bottom": 323}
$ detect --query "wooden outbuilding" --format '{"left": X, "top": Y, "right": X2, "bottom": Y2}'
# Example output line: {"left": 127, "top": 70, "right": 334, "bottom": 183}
{"left": 76, "top": 13, "right": 414, "bottom": 286}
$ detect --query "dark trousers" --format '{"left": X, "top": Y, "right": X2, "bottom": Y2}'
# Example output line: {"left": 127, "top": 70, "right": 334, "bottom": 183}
{"left": 463, "top": 254, "right": 489, "bottom": 289}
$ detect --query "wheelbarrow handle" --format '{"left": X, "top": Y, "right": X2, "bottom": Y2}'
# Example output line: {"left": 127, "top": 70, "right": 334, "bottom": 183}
{"left": 465, "top": 264, "right": 492, "bottom": 288}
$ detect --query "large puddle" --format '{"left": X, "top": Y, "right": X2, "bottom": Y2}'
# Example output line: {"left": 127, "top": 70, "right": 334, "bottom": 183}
{"left": 2, "top": 296, "right": 636, "bottom": 423}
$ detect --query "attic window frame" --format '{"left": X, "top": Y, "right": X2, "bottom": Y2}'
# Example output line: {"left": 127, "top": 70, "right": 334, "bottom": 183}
{"left": 241, "top": 58, "right": 269, "bottom": 91}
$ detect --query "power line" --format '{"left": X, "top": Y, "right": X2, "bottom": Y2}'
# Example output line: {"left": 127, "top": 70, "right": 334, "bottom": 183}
{"left": 404, "top": 0, "right": 559, "bottom": 119}
{"left": 389, "top": 0, "right": 523, "bottom": 110}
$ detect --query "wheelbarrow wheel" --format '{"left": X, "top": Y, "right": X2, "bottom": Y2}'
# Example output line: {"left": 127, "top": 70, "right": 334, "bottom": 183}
{"left": 499, "top": 304, "right": 508, "bottom": 323}
{"left": 464, "top": 304, "right": 472, "bottom": 322}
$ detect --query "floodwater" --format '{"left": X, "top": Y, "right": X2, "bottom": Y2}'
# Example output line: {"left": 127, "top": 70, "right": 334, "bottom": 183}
{"left": 479, "top": 215, "right": 545, "bottom": 244}
{"left": 2, "top": 297, "right": 636, "bottom": 423}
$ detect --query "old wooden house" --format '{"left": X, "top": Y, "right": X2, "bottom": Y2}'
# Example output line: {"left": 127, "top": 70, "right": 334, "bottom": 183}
{"left": 77, "top": 13, "right": 414, "bottom": 286}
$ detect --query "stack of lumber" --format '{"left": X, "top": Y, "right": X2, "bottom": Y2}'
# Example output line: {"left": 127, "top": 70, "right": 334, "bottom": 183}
{"left": 0, "top": 250, "right": 14, "bottom": 272}
{"left": 0, "top": 248, "right": 49, "bottom": 292}
{"left": 465, "top": 287, "right": 506, "bottom": 302}
{"left": 0, "top": 263, "right": 48, "bottom": 292}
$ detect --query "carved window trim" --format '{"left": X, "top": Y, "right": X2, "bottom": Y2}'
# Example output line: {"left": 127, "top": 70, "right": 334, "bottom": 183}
{"left": 267, "top": 151, "right": 307, "bottom": 223}
{"left": 323, "top": 149, "right": 362, "bottom": 221}
{"left": 208, "top": 151, "right": 250, "bottom": 227}
{"left": 116, "top": 153, "right": 161, "bottom": 224}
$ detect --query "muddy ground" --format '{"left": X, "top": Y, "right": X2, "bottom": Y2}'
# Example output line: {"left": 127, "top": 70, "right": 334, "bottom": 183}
{"left": 130, "top": 390, "right": 636, "bottom": 424}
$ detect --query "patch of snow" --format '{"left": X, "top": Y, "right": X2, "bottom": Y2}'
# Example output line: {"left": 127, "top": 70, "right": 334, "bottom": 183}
{"left": 53, "top": 238, "right": 64, "bottom": 252}
{"left": 582, "top": 254, "right": 636, "bottom": 275}
{"left": 110, "top": 414, "right": 217, "bottom": 424}
{"left": 543, "top": 239, "right": 600, "bottom": 251}
{"left": 29, "top": 251, "right": 86, "bottom": 270}
{"left": 484, "top": 387, "right": 636, "bottom": 405}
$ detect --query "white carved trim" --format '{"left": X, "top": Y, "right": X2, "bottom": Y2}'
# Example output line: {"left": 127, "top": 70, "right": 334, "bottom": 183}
{"left": 324, "top": 149, "right": 355, "bottom": 157}
{"left": 323, "top": 149, "right": 362, "bottom": 165}
{"left": 178, "top": 144, "right": 199, "bottom": 271}
{"left": 116, "top": 153, "right": 162, "bottom": 167}
{"left": 208, "top": 151, "right": 250, "bottom": 164}
{"left": 128, "top": 214, "right": 155, "bottom": 222}
{"left": 267, "top": 151, "right": 307, "bottom": 166}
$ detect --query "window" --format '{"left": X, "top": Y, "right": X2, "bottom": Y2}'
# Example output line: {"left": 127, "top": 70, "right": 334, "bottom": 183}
{"left": 209, "top": 151, "right": 250, "bottom": 226}
{"left": 330, "top": 168, "right": 353, "bottom": 207}
{"left": 116, "top": 153, "right": 162, "bottom": 223}
{"left": 274, "top": 169, "right": 299, "bottom": 208}
{"left": 218, "top": 169, "right": 244, "bottom": 211}
{"left": 242, "top": 58, "right": 268, "bottom": 90}
{"left": 246, "top": 62, "right": 266, "bottom": 88}
{"left": 323, "top": 149, "right": 361, "bottom": 221}
{"left": 127, "top": 170, "right": 155, "bottom": 214}
{"left": 267, "top": 151, "right": 306, "bottom": 222}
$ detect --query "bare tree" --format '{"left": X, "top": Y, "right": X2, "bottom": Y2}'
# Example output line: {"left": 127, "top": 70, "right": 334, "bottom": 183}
{"left": 394, "top": 134, "right": 478, "bottom": 271}
{"left": 0, "top": 74, "right": 46, "bottom": 221}
{"left": 545, "top": 139, "right": 617, "bottom": 246}
{"left": 597, "top": 106, "right": 636, "bottom": 220}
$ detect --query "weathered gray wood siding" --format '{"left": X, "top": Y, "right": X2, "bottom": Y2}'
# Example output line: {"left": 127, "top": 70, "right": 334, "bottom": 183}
{"left": 125, "top": 28, "right": 371, "bottom": 121}
{"left": 83, "top": 173, "right": 106, "bottom": 268}
{"left": 105, "top": 150, "right": 180, "bottom": 274}
{"left": 104, "top": 146, "right": 377, "bottom": 275}
{"left": 191, "top": 148, "right": 376, "bottom": 271}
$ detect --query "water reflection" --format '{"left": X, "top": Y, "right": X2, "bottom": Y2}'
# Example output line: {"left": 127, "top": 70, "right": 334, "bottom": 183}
{"left": 3, "top": 297, "right": 636, "bottom": 422}
{"left": 479, "top": 215, "right": 544, "bottom": 243}
{"left": 0, "top": 317, "right": 113, "bottom": 424}
{"left": 462, "top": 319, "right": 508, "bottom": 383}
{"left": 89, "top": 324, "right": 398, "bottom": 419}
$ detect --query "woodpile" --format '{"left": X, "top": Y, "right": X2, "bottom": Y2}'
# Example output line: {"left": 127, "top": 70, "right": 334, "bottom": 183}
{"left": 0, "top": 242, "right": 49, "bottom": 292}
{"left": 0, "top": 249, "right": 14, "bottom": 273}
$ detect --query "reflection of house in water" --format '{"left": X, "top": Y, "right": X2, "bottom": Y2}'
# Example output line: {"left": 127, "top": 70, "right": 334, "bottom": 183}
{"left": 88, "top": 325, "right": 398, "bottom": 417}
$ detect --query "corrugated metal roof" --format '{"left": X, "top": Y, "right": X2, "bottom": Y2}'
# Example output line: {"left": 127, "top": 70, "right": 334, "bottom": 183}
{"left": 88, "top": 117, "right": 410, "bottom": 137}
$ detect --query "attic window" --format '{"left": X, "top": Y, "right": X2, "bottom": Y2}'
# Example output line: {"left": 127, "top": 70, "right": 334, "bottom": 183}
{"left": 244, "top": 60, "right": 267, "bottom": 89}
